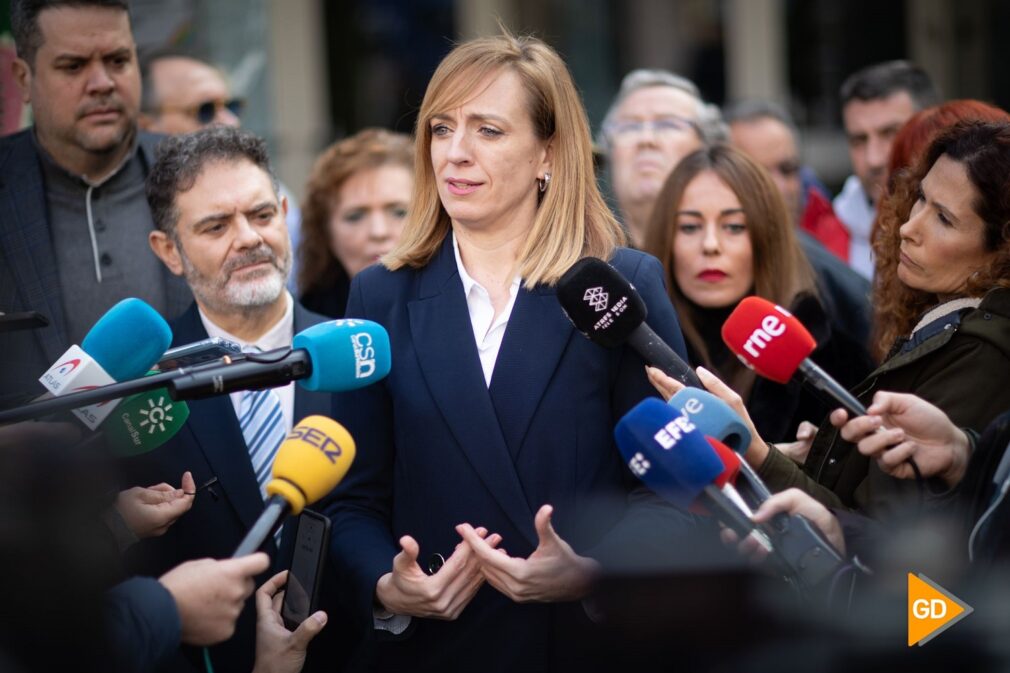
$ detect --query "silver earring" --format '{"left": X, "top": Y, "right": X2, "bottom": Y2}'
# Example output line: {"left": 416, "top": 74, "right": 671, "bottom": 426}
{"left": 539, "top": 172, "right": 551, "bottom": 193}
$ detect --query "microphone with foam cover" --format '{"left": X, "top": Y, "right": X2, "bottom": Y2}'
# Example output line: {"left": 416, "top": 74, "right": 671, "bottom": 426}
{"left": 233, "top": 415, "right": 355, "bottom": 557}
{"left": 169, "top": 319, "right": 391, "bottom": 399}
{"left": 36, "top": 298, "right": 172, "bottom": 429}
{"left": 667, "top": 387, "right": 773, "bottom": 506}
{"left": 81, "top": 298, "right": 173, "bottom": 383}
{"left": 721, "top": 296, "right": 868, "bottom": 418}
{"left": 557, "top": 257, "right": 702, "bottom": 388}
{"left": 667, "top": 388, "right": 752, "bottom": 454}
{"left": 101, "top": 377, "right": 190, "bottom": 457}
{"left": 614, "top": 398, "right": 757, "bottom": 540}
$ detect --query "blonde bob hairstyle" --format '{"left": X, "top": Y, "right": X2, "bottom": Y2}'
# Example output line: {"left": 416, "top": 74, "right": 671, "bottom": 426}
{"left": 383, "top": 30, "right": 625, "bottom": 286}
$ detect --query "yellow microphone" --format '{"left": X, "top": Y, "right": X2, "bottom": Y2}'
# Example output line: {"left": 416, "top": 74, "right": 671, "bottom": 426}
{"left": 233, "top": 415, "right": 355, "bottom": 557}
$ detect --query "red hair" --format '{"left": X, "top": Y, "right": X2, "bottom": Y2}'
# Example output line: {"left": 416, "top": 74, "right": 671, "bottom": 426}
{"left": 887, "top": 100, "right": 1010, "bottom": 180}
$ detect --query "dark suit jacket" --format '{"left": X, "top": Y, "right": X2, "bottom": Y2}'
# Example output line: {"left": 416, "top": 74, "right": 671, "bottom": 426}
{"left": 121, "top": 300, "right": 337, "bottom": 673}
{"left": 324, "top": 235, "right": 693, "bottom": 672}
{"left": 0, "top": 128, "right": 191, "bottom": 405}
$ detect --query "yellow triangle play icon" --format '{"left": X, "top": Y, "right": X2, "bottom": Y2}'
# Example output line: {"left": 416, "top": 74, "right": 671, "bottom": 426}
{"left": 908, "top": 573, "right": 973, "bottom": 646}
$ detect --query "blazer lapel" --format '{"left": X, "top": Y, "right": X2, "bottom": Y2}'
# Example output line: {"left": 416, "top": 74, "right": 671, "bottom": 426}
{"left": 407, "top": 237, "right": 537, "bottom": 546}
{"left": 0, "top": 131, "right": 68, "bottom": 361}
{"left": 488, "top": 285, "right": 573, "bottom": 461}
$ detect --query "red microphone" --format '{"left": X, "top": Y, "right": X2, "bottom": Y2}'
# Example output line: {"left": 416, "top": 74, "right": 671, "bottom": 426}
{"left": 721, "top": 296, "right": 868, "bottom": 417}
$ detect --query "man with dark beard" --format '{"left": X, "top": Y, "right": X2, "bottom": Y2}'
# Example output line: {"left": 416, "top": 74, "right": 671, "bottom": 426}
{"left": 121, "top": 126, "right": 339, "bottom": 673}
{"left": 0, "top": 0, "right": 191, "bottom": 405}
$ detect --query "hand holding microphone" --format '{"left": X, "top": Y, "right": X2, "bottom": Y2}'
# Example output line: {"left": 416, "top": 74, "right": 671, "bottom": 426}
{"left": 159, "top": 553, "right": 271, "bottom": 646}
{"left": 833, "top": 392, "right": 971, "bottom": 486}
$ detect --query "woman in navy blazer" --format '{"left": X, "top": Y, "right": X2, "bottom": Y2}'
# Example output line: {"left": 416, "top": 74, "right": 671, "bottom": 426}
{"left": 325, "top": 31, "right": 690, "bottom": 672}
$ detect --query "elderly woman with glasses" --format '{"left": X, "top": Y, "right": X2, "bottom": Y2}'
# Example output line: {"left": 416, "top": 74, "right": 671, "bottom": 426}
{"left": 323, "top": 31, "right": 691, "bottom": 673}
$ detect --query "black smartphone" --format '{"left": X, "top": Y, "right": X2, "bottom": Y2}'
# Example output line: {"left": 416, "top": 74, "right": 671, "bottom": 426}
{"left": 156, "top": 337, "right": 242, "bottom": 370}
{"left": 281, "top": 508, "right": 331, "bottom": 630}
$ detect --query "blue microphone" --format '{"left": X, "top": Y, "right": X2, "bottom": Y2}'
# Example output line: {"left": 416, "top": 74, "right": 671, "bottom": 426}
{"left": 36, "top": 298, "right": 172, "bottom": 429}
{"left": 81, "top": 298, "right": 173, "bottom": 382}
{"left": 168, "top": 319, "right": 391, "bottom": 399}
{"left": 615, "top": 398, "right": 757, "bottom": 539}
{"left": 667, "top": 388, "right": 752, "bottom": 454}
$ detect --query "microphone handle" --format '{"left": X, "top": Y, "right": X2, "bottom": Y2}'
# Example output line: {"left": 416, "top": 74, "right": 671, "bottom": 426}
{"left": 233, "top": 495, "right": 289, "bottom": 557}
{"left": 701, "top": 484, "right": 757, "bottom": 540}
{"left": 0, "top": 370, "right": 177, "bottom": 426}
{"left": 169, "top": 349, "right": 312, "bottom": 400}
{"left": 627, "top": 324, "right": 703, "bottom": 388}
{"left": 765, "top": 513, "right": 845, "bottom": 589}
{"left": 797, "top": 358, "right": 867, "bottom": 417}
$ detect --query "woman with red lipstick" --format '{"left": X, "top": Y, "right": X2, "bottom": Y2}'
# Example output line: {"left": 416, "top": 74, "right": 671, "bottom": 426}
{"left": 323, "top": 30, "right": 691, "bottom": 672}
{"left": 643, "top": 144, "right": 874, "bottom": 445}
{"left": 297, "top": 128, "right": 413, "bottom": 318}
{"left": 650, "top": 121, "right": 1010, "bottom": 523}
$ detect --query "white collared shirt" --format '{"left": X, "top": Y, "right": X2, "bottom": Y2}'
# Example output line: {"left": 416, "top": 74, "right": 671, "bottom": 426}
{"left": 832, "top": 175, "right": 876, "bottom": 280}
{"left": 452, "top": 233, "right": 521, "bottom": 387}
{"left": 198, "top": 292, "right": 296, "bottom": 432}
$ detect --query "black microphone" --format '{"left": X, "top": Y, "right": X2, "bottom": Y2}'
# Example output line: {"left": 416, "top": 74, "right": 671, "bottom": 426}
{"left": 557, "top": 257, "right": 703, "bottom": 388}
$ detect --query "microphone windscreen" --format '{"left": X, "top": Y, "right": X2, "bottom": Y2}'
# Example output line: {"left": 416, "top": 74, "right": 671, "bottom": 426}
{"left": 707, "top": 437, "right": 741, "bottom": 488}
{"left": 267, "top": 415, "right": 356, "bottom": 515}
{"left": 557, "top": 257, "right": 647, "bottom": 348}
{"left": 293, "top": 319, "right": 391, "bottom": 392}
{"left": 81, "top": 298, "right": 172, "bottom": 382}
{"left": 102, "top": 382, "right": 190, "bottom": 457}
{"left": 614, "top": 397, "right": 724, "bottom": 508}
{"left": 667, "top": 388, "right": 752, "bottom": 454}
{"left": 721, "top": 296, "right": 816, "bottom": 384}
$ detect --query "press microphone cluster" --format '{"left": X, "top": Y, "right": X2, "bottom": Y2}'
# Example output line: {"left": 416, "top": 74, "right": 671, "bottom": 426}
{"left": 233, "top": 415, "right": 355, "bottom": 557}
{"left": 0, "top": 319, "right": 392, "bottom": 426}
{"left": 558, "top": 257, "right": 702, "bottom": 388}
{"left": 616, "top": 395, "right": 844, "bottom": 591}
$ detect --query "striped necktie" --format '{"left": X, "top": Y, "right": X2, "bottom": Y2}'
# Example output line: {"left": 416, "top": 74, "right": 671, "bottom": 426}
{"left": 239, "top": 385, "right": 287, "bottom": 501}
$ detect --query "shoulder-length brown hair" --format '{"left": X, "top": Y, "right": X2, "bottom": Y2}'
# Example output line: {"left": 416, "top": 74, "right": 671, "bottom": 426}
{"left": 642, "top": 144, "right": 816, "bottom": 388}
{"left": 297, "top": 128, "right": 413, "bottom": 294}
{"left": 383, "top": 30, "right": 625, "bottom": 286}
{"left": 873, "top": 120, "right": 1010, "bottom": 355}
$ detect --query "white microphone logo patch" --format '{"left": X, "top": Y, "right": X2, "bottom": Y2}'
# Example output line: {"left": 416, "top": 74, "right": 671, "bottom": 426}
{"left": 584, "top": 287, "right": 609, "bottom": 312}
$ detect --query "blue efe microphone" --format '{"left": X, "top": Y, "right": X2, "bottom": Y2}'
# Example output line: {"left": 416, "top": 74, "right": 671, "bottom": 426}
{"left": 615, "top": 398, "right": 757, "bottom": 539}
{"left": 81, "top": 298, "right": 173, "bottom": 382}
{"left": 168, "top": 319, "right": 391, "bottom": 399}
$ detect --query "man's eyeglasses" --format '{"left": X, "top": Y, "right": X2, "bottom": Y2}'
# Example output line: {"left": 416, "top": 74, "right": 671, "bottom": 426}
{"left": 161, "top": 98, "right": 246, "bottom": 125}
{"left": 605, "top": 116, "right": 697, "bottom": 140}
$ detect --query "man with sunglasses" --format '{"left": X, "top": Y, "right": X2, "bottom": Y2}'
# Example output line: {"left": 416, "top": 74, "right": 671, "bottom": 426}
{"left": 140, "top": 53, "right": 304, "bottom": 289}
{"left": 726, "top": 99, "right": 851, "bottom": 263}
{"left": 139, "top": 54, "right": 245, "bottom": 134}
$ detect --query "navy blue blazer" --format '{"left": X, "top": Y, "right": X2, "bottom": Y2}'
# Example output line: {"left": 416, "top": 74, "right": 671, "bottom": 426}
{"left": 324, "top": 235, "right": 692, "bottom": 672}
{"left": 0, "top": 129, "right": 191, "bottom": 405}
{"left": 121, "top": 300, "right": 337, "bottom": 673}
